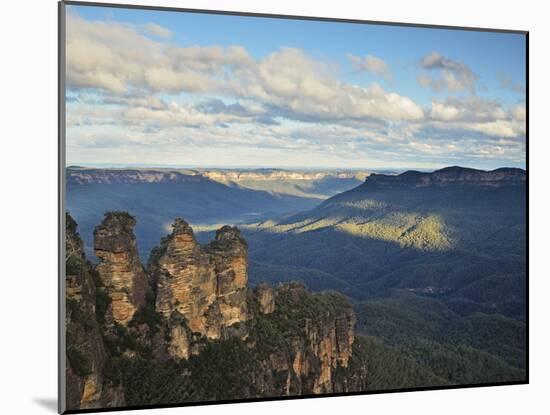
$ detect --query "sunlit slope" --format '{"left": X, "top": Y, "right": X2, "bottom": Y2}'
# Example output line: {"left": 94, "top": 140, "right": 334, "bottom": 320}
{"left": 200, "top": 168, "right": 369, "bottom": 199}
{"left": 244, "top": 167, "right": 526, "bottom": 317}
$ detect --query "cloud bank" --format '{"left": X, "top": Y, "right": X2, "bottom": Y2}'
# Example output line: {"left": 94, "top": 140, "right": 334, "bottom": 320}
{"left": 65, "top": 12, "right": 526, "bottom": 169}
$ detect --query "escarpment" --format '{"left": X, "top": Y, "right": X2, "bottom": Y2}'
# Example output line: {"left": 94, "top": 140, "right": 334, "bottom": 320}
{"left": 364, "top": 166, "right": 526, "bottom": 189}
{"left": 66, "top": 213, "right": 367, "bottom": 409}
{"left": 94, "top": 212, "right": 148, "bottom": 326}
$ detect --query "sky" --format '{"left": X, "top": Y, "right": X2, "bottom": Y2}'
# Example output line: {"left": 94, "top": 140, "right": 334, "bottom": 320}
{"left": 64, "top": 4, "right": 527, "bottom": 170}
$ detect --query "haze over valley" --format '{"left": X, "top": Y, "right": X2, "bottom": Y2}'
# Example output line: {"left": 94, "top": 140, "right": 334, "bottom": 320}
{"left": 67, "top": 166, "right": 373, "bottom": 257}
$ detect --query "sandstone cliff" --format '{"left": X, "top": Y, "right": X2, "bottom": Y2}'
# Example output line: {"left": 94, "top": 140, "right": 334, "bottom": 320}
{"left": 66, "top": 167, "right": 368, "bottom": 185}
{"left": 65, "top": 213, "right": 124, "bottom": 410}
{"left": 94, "top": 212, "right": 148, "bottom": 326}
{"left": 67, "top": 168, "right": 206, "bottom": 185}
{"left": 66, "top": 213, "right": 367, "bottom": 410}
{"left": 246, "top": 282, "right": 365, "bottom": 396}
{"left": 149, "top": 219, "right": 248, "bottom": 359}
{"left": 255, "top": 283, "right": 275, "bottom": 315}
{"left": 201, "top": 169, "right": 368, "bottom": 183}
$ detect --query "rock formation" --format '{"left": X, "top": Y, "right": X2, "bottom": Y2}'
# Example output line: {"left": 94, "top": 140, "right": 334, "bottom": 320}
{"left": 66, "top": 213, "right": 367, "bottom": 410}
{"left": 255, "top": 283, "right": 275, "bottom": 314}
{"left": 149, "top": 219, "right": 248, "bottom": 359}
{"left": 94, "top": 212, "right": 148, "bottom": 326}
{"left": 253, "top": 282, "right": 361, "bottom": 395}
{"left": 65, "top": 213, "right": 124, "bottom": 410}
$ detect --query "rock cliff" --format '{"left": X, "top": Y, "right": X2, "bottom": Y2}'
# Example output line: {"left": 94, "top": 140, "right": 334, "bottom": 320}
{"left": 247, "top": 282, "right": 363, "bottom": 396}
{"left": 65, "top": 213, "right": 125, "bottom": 410}
{"left": 255, "top": 283, "right": 275, "bottom": 315}
{"left": 94, "top": 212, "right": 148, "bottom": 326}
{"left": 66, "top": 166, "right": 368, "bottom": 185}
{"left": 66, "top": 213, "right": 367, "bottom": 409}
{"left": 66, "top": 168, "right": 207, "bottom": 185}
{"left": 149, "top": 219, "right": 248, "bottom": 359}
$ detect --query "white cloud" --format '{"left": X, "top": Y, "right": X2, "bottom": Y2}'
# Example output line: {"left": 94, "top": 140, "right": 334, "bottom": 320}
{"left": 512, "top": 104, "right": 526, "bottom": 121}
{"left": 65, "top": 13, "right": 525, "bottom": 168}
{"left": 430, "top": 97, "right": 507, "bottom": 123}
{"left": 66, "top": 14, "right": 246, "bottom": 94}
{"left": 143, "top": 23, "right": 172, "bottom": 39}
{"left": 466, "top": 120, "right": 520, "bottom": 138}
{"left": 348, "top": 54, "right": 393, "bottom": 81}
{"left": 66, "top": 14, "right": 423, "bottom": 123}
{"left": 429, "top": 97, "right": 525, "bottom": 138}
{"left": 229, "top": 48, "right": 422, "bottom": 121}
{"left": 418, "top": 52, "right": 476, "bottom": 92}
{"left": 67, "top": 95, "right": 524, "bottom": 169}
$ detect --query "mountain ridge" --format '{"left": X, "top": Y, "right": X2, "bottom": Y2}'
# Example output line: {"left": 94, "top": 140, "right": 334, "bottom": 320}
{"left": 243, "top": 165, "right": 526, "bottom": 318}
{"left": 363, "top": 166, "right": 526, "bottom": 189}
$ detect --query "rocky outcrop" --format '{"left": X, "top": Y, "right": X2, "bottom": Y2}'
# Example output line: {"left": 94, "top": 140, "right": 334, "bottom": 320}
{"left": 149, "top": 219, "right": 248, "bottom": 359}
{"left": 94, "top": 212, "right": 148, "bottom": 326}
{"left": 65, "top": 213, "right": 125, "bottom": 410}
{"left": 366, "top": 166, "right": 526, "bottom": 189}
{"left": 262, "top": 283, "right": 360, "bottom": 395}
{"left": 66, "top": 214, "right": 367, "bottom": 409}
{"left": 205, "top": 226, "right": 249, "bottom": 328}
{"left": 255, "top": 283, "right": 275, "bottom": 314}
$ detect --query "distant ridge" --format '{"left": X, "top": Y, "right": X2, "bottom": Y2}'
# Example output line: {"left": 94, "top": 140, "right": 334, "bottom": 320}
{"left": 66, "top": 166, "right": 369, "bottom": 199}
{"left": 364, "top": 166, "right": 526, "bottom": 188}
{"left": 67, "top": 168, "right": 206, "bottom": 185}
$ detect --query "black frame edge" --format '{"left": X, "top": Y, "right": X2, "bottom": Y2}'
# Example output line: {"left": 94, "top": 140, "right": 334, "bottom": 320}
{"left": 525, "top": 31, "right": 530, "bottom": 384}
{"left": 62, "top": 0, "right": 528, "bottom": 34}
{"left": 58, "top": 1, "right": 67, "bottom": 414}
{"left": 63, "top": 380, "right": 529, "bottom": 414}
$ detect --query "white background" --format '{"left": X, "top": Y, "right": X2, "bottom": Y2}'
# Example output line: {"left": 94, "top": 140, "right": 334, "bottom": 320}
{"left": 0, "top": 0, "right": 547, "bottom": 413}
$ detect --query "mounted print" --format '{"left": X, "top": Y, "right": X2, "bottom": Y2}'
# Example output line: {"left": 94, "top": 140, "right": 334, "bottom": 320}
{"left": 59, "top": 1, "right": 528, "bottom": 413}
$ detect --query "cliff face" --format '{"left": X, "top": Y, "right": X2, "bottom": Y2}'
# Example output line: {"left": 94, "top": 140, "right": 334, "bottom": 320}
{"left": 65, "top": 213, "right": 124, "bottom": 410}
{"left": 255, "top": 283, "right": 275, "bottom": 315}
{"left": 66, "top": 213, "right": 367, "bottom": 409}
{"left": 94, "top": 213, "right": 148, "bottom": 326}
{"left": 67, "top": 168, "right": 206, "bottom": 185}
{"left": 150, "top": 219, "right": 248, "bottom": 359}
{"left": 365, "top": 166, "right": 526, "bottom": 189}
{"left": 201, "top": 169, "right": 368, "bottom": 183}
{"left": 66, "top": 167, "right": 368, "bottom": 185}
{"left": 248, "top": 283, "right": 364, "bottom": 396}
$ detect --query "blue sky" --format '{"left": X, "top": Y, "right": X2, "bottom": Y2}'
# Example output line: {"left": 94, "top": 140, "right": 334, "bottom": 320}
{"left": 65, "top": 4, "right": 526, "bottom": 170}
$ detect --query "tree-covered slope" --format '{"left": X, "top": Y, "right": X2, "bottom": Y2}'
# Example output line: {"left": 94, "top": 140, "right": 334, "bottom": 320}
{"left": 355, "top": 291, "right": 526, "bottom": 385}
{"left": 243, "top": 166, "right": 526, "bottom": 319}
